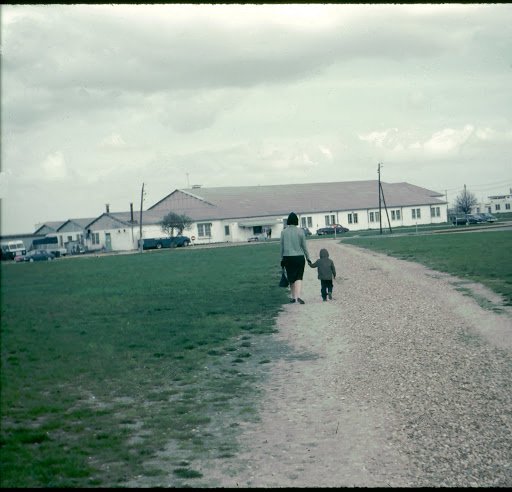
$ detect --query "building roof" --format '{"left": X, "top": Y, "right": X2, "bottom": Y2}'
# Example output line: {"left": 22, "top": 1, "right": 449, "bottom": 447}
{"left": 148, "top": 180, "right": 445, "bottom": 221}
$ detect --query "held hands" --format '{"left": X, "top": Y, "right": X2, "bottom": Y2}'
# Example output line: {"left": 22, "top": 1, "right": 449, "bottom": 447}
{"left": 307, "top": 259, "right": 313, "bottom": 267}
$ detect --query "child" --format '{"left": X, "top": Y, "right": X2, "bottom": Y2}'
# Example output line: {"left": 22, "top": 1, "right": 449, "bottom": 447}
{"left": 308, "top": 248, "right": 336, "bottom": 301}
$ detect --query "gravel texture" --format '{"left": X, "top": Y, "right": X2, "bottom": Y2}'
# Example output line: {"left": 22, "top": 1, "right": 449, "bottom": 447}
{"left": 194, "top": 238, "right": 512, "bottom": 487}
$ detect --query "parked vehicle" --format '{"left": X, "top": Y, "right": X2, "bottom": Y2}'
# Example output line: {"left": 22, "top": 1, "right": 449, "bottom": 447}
{"left": 248, "top": 233, "right": 267, "bottom": 242}
{"left": 1, "top": 240, "right": 27, "bottom": 260}
{"left": 465, "top": 214, "right": 481, "bottom": 224}
{"left": 18, "top": 250, "right": 56, "bottom": 262}
{"left": 316, "top": 225, "right": 349, "bottom": 235}
{"left": 143, "top": 236, "right": 191, "bottom": 250}
{"left": 32, "top": 236, "right": 67, "bottom": 257}
{"left": 479, "top": 213, "right": 497, "bottom": 222}
{"left": 450, "top": 215, "right": 468, "bottom": 225}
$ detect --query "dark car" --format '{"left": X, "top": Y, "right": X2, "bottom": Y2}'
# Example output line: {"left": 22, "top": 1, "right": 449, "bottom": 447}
{"left": 451, "top": 215, "right": 468, "bottom": 225}
{"left": 465, "top": 214, "right": 481, "bottom": 224}
{"left": 316, "top": 225, "right": 349, "bottom": 235}
{"left": 479, "top": 212, "right": 497, "bottom": 222}
{"left": 19, "top": 250, "right": 56, "bottom": 262}
{"left": 143, "top": 236, "right": 191, "bottom": 249}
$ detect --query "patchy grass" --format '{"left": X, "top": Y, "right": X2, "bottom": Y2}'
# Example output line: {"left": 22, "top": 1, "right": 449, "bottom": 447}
{"left": 1, "top": 243, "right": 287, "bottom": 487}
{"left": 342, "top": 230, "right": 512, "bottom": 305}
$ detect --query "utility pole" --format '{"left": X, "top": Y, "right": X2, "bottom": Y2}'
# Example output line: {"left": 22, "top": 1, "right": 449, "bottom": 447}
{"left": 139, "top": 182, "right": 145, "bottom": 253}
{"left": 378, "top": 162, "right": 383, "bottom": 234}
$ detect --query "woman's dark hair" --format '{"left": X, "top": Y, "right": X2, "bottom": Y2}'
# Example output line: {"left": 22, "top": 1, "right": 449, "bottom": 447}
{"left": 287, "top": 212, "right": 299, "bottom": 226}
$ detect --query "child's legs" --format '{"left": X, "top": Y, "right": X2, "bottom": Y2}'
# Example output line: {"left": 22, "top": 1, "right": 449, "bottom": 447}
{"left": 320, "top": 280, "right": 328, "bottom": 299}
{"left": 326, "top": 279, "right": 333, "bottom": 294}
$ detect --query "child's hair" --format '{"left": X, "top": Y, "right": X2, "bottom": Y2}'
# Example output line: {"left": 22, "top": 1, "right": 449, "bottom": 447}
{"left": 319, "top": 248, "right": 329, "bottom": 258}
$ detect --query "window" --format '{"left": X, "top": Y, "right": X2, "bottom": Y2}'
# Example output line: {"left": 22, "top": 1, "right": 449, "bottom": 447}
{"left": 430, "top": 207, "right": 440, "bottom": 218}
{"left": 197, "top": 223, "right": 212, "bottom": 237}
{"left": 325, "top": 214, "right": 335, "bottom": 226}
{"left": 224, "top": 225, "right": 230, "bottom": 235}
{"left": 396, "top": 210, "right": 401, "bottom": 220}
{"left": 301, "top": 216, "right": 313, "bottom": 228}
{"left": 369, "top": 212, "right": 375, "bottom": 222}
{"left": 92, "top": 232, "right": 100, "bottom": 245}
{"left": 67, "top": 235, "right": 73, "bottom": 242}
{"left": 506, "top": 203, "right": 510, "bottom": 210}
{"left": 495, "top": 204, "right": 501, "bottom": 211}
{"left": 412, "top": 208, "right": 421, "bottom": 219}
{"left": 348, "top": 213, "right": 358, "bottom": 224}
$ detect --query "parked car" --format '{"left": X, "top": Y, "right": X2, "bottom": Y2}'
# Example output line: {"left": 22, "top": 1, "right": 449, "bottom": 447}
{"left": 478, "top": 213, "right": 497, "bottom": 222}
{"left": 18, "top": 250, "right": 56, "bottom": 262}
{"left": 316, "top": 225, "right": 349, "bottom": 235}
{"left": 450, "top": 215, "right": 468, "bottom": 225}
{"left": 302, "top": 227, "right": 312, "bottom": 236}
{"left": 248, "top": 233, "right": 267, "bottom": 242}
{"left": 465, "top": 214, "right": 481, "bottom": 224}
{"left": 143, "top": 236, "right": 191, "bottom": 249}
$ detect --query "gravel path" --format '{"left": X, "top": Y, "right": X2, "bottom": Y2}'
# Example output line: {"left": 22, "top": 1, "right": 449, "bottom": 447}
{"left": 198, "top": 238, "right": 512, "bottom": 487}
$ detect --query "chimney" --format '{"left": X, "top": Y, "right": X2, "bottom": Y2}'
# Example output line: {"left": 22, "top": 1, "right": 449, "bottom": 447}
{"left": 130, "top": 203, "right": 134, "bottom": 222}
{"left": 106, "top": 203, "right": 110, "bottom": 213}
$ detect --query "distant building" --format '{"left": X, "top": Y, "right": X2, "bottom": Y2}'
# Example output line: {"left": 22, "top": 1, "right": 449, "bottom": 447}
{"left": 3, "top": 180, "right": 448, "bottom": 253}
{"left": 473, "top": 189, "right": 512, "bottom": 215}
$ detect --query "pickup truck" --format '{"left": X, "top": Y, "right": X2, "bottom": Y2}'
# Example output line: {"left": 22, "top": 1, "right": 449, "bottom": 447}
{"left": 143, "top": 236, "right": 191, "bottom": 250}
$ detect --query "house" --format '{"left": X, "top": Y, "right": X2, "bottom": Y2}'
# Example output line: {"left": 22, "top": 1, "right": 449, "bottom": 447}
{"left": 25, "top": 180, "right": 448, "bottom": 253}
{"left": 148, "top": 180, "right": 447, "bottom": 244}
{"left": 474, "top": 190, "right": 512, "bottom": 215}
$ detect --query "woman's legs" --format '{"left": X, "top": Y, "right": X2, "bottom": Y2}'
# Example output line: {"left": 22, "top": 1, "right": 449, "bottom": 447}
{"left": 293, "top": 280, "right": 302, "bottom": 300}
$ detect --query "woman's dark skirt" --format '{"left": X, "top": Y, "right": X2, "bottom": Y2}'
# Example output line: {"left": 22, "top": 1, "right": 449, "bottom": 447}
{"left": 283, "top": 255, "right": 306, "bottom": 284}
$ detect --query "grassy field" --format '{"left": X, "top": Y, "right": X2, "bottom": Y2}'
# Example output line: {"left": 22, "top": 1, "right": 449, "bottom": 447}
{"left": 2, "top": 230, "right": 511, "bottom": 487}
{"left": 342, "top": 230, "right": 512, "bottom": 305}
{"left": 0, "top": 243, "right": 287, "bottom": 487}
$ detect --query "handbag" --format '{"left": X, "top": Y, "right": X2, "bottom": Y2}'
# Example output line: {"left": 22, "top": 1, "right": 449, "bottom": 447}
{"left": 279, "top": 267, "right": 289, "bottom": 288}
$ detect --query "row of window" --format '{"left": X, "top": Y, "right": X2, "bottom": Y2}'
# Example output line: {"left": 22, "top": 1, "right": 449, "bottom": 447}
{"left": 299, "top": 207, "right": 445, "bottom": 227}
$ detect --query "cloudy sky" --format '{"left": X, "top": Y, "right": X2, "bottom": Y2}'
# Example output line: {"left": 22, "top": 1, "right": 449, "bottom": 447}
{"left": 1, "top": 3, "right": 511, "bottom": 235}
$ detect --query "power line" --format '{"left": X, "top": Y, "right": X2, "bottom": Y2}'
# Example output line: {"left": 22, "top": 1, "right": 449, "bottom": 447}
{"left": 444, "top": 179, "right": 510, "bottom": 191}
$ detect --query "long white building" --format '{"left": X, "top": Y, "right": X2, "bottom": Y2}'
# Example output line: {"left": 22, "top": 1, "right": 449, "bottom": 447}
{"left": 29, "top": 180, "right": 448, "bottom": 252}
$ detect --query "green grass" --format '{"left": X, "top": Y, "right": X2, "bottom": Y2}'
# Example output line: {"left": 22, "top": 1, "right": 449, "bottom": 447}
{"left": 342, "top": 230, "right": 512, "bottom": 305}
{"left": 0, "top": 243, "right": 287, "bottom": 487}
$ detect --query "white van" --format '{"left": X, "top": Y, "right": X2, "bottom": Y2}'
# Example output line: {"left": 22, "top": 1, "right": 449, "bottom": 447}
{"left": 2, "top": 240, "right": 27, "bottom": 259}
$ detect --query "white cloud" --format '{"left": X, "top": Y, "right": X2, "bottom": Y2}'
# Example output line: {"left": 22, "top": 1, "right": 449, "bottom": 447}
{"left": 99, "top": 133, "right": 127, "bottom": 149}
{"left": 423, "top": 125, "right": 474, "bottom": 154}
{"left": 319, "top": 145, "right": 333, "bottom": 160}
{"left": 40, "top": 151, "right": 69, "bottom": 180}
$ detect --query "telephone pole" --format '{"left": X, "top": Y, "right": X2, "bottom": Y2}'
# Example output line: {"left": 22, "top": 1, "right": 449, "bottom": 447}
{"left": 139, "top": 182, "right": 145, "bottom": 253}
{"left": 378, "top": 162, "right": 383, "bottom": 234}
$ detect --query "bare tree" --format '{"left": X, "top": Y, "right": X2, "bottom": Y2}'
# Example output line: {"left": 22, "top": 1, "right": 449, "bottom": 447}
{"left": 160, "top": 212, "right": 193, "bottom": 237}
{"left": 454, "top": 185, "right": 478, "bottom": 214}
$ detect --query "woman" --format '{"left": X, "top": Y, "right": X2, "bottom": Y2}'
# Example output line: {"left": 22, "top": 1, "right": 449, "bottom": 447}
{"left": 280, "top": 212, "right": 311, "bottom": 304}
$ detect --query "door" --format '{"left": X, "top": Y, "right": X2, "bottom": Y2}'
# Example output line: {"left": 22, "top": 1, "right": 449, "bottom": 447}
{"left": 105, "top": 233, "right": 112, "bottom": 251}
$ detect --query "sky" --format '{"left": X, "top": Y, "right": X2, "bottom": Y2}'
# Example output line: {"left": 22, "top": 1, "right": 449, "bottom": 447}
{"left": 1, "top": 3, "right": 511, "bottom": 235}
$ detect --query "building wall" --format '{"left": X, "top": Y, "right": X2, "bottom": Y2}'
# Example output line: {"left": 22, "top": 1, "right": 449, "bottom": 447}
{"left": 475, "top": 194, "right": 512, "bottom": 214}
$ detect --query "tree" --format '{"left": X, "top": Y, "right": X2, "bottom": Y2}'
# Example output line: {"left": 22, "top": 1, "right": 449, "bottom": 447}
{"left": 160, "top": 212, "right": 193, "bottom": 237}
{"left": 454, "top": 185, "right": 478, "bottom": 214}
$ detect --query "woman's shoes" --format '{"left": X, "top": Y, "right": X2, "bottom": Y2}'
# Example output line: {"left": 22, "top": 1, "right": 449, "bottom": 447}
{"left": 290, "top": 299, "right": 296, "bottom": 303}
{"left": 297, "top": 298, "right": 305, "bottom": 304}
